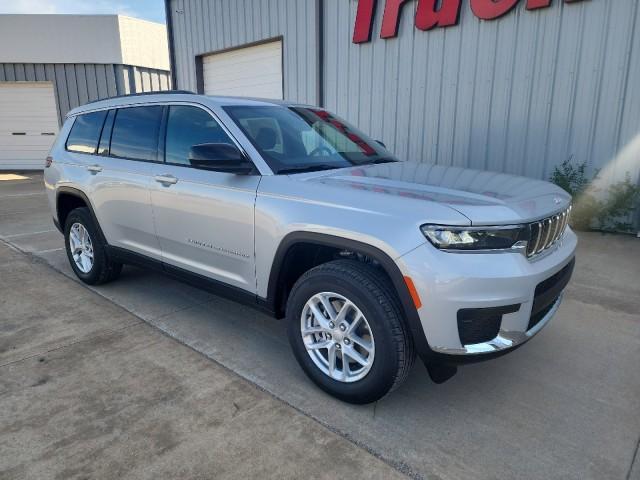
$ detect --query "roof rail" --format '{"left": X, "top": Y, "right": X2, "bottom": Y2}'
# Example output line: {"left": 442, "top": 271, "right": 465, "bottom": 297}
{"left": 86, "top": 90, "right": 196, "bottom": 104}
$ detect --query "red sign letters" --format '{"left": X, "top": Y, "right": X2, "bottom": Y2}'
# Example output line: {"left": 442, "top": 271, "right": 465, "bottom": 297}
{"left": 353, "top": 0, "right": 586, "bottom": 43}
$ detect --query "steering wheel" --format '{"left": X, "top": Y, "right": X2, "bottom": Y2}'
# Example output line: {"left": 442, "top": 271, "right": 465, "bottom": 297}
{"left": 309, "top": 146, "right": 333, "bottom": 157}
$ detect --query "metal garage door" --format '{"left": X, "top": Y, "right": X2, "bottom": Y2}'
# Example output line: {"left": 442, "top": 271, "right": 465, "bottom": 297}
{"left": 0, "top": 82, "right": 59, "bottom": 170}
{"left": 202, "top": 40, "right": 283, "bottom": 100}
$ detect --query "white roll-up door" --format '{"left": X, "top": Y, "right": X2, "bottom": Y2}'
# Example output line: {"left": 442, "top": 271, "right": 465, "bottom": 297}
{"left": 202, "top": 40, "right": 283, "bottom": 100}
{"left": 0, "top": 82, "right": 59, "bottom": 170}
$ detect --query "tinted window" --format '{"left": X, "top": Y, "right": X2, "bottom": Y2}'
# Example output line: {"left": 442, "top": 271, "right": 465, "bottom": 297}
{"left": 97, "top": 109, "right": 116, "bottom": 156}
{"left": 66, "top": 111, "right": 108, "bottom": 154}
{"left": 110, "top": 106, "right": 163, "bottom": 161}
{"left": 165, "top": 105, "right": 234, "bottom": 166}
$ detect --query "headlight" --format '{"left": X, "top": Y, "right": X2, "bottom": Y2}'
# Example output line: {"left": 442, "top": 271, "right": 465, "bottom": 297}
{"left": 421, "top": 225, "right": 529, "bottom": 251}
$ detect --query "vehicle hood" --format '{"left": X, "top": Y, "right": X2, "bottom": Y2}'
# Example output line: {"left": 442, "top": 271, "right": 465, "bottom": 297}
{"left": 298, "top": 161, "right": 571, "bottom": 225}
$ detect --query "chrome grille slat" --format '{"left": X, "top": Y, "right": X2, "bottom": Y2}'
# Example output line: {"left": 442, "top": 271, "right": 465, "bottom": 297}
{"left": 549, "top": 215, "right": 560, "bottom": 246}
{"left": 527, "top": 206, "right": 571, "bottom": 259}
{"left": 548, "top": 217, "right": 557, "bottom": 248}
{"left": 536, "top": 220, "right": 548, "bottom": 254}
{"left": 529, "top": 222, "right": 542, "bottom": 256}
{"left": 535, "top": 222, "right": 543, "bottom": 251}
{"left": 555, "top": 215, "right": 563, "bottom": 244}
{"left": 542, "top": 218, "right": 553, "bottom": 252}
{"left": 559, "top": 211, "right": 568, "bottom": 239}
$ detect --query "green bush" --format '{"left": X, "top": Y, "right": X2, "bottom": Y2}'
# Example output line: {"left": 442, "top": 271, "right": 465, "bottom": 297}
{"left": 549, "top": 160, "right": 640, "bottom": 233}
{"left": 595, "top": 174, "right": 640, "bottom": 232}
{"left": 549, "top": 157, "right": 590, "bottom": 197}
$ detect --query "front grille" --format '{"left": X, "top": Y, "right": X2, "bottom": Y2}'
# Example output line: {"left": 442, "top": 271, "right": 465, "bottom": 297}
{"left": 527, "top": 258, "right": 575, "bottom": 330}
{"left": 526, "top": 206, "right": 571, "bottom": 258}
{"left": 457, "top": 304, "right": 520, "bottom": 346}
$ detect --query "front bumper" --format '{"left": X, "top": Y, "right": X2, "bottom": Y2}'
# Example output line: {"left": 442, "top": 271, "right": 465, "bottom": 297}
{"left": 397, "top": 228, "right": 577, "bottom": 363}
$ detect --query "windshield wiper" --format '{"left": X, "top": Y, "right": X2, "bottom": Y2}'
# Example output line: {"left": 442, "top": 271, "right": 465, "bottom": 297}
{"left": 277, "top": 164, "right": 343, "bottom": 174}
{"left": 278, "top": 157, "right": 397, "bottom": 174}
{"left": 357, "top": 157, "right": 398, "bottom": 165}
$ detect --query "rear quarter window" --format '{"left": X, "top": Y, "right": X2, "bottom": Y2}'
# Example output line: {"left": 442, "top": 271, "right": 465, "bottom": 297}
{"left": 65, "top": 110, "right": 108, "bottom": 154}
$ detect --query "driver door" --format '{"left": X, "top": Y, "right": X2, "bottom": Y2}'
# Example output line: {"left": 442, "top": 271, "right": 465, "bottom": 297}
{"left": 150, "top": 104, "right": 259, "bottom": 293}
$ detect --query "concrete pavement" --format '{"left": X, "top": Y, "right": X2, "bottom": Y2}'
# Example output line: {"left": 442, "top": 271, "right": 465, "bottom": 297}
{"left": 0, "top": 242, "right": 403, "bottom": 479}
{"left": 1, "top": 172, "right": 639, "bottom": 479}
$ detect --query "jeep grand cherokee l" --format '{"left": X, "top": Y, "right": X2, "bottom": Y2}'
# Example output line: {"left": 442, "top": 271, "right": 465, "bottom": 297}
{"left": 44, "top": 92, "right": 576, "bottom": 404}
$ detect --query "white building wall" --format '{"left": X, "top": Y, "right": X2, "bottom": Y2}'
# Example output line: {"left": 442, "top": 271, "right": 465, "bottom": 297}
{"left": 118, "top": 16, "right": 171, "bottom": 71}
{"left": 0, "top": 14, "right": 172, "bottom": 125}
{"left": 0, "top": 14, "right": 169, "bottom": 71}
{"left": 0, "top": 15, "right": 123, "bottom": 66}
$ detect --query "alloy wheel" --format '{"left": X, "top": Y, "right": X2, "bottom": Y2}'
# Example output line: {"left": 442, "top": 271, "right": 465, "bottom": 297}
{"left": 68, "top": 222, "right": 94, "bottom": 273}
{"left": 300, "top": 292, "right": 375, "bottom": 383}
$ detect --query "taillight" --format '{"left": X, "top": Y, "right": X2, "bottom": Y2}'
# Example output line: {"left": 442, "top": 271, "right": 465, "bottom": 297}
{"left": 45, "top": 156, "right": 53, "bottom": 168}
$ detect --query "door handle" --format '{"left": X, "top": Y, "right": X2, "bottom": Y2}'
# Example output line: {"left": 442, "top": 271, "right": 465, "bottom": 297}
{"left": 87, "top": 164, "right": 103, "bottom": 174}
{"left": 155, "top": 174, "right": 178, "bottom": 186}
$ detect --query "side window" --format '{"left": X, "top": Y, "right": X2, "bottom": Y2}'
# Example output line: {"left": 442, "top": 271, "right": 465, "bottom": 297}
{"left": 65, "top": 110, "right": 108, "bottom": 154}
{"left": 110, "top": 106, "right": 163, "bottom": 161}
{"left": 165, "top": 105, "right": 235, "bottom": 166}
{"left": 97, "top": 109, "right": 116, "bottom": 156}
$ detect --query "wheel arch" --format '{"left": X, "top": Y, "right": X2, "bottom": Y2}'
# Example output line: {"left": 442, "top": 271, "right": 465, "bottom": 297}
{"left": 56, "top": 187, "right": 107, "bottom": 243}
{"left": 266, "top": 232, "right": 433, "bottom": 362}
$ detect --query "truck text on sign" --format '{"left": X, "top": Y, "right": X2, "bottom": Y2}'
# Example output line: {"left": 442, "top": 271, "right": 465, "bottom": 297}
{"left": 353, "top": 0, "right": 586, "bottom": 44}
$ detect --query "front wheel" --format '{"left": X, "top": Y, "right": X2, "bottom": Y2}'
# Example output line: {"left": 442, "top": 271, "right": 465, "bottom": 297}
{"left": 286, "top": 260, "right": 415, "bottom": 404}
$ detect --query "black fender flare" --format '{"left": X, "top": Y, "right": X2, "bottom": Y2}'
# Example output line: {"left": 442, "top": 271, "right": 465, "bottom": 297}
{"left": 266, "top": 231, "right": 436, "bottom": 364}
{"left": 55, "top": 186, "right": 109, "bottom": 245}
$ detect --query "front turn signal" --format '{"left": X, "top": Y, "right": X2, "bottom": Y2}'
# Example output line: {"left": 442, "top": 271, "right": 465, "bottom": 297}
{"left": 404, "top": 276, "right": 422, "bottom": 310}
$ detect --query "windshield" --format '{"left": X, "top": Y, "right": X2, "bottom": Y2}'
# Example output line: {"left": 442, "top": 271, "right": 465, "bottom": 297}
{"left": 223, "top": 105, "right": 398, "bottom": 174}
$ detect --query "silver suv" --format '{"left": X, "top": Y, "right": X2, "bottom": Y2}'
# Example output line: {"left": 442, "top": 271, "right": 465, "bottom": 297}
{"left": 45, "top": 92, "right": 576, "bottom": 404}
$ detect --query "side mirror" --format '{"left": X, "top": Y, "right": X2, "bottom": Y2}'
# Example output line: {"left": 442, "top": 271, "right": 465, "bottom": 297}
{"left": 188, "top": 143, "right": 255, "bottom": 174}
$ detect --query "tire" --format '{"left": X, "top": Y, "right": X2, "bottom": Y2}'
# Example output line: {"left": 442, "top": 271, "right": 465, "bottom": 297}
{"left": 64, "top": 207, "right": 122, "bottom": 285}
{"left": 286, "top": 259, "right": 415, "bottom": 404}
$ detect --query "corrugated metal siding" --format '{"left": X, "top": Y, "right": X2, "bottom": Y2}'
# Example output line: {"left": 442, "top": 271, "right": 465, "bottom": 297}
{"left": 323, "top": 0, "right": 640, "bottom": 191}
{"left": 168, "top": 0, "right": 318, "bottom": 105}
{"left": 0, "top": 63, "right": 171, "bottom": 124}
{"left": 169, "top": 0, "right": 639, "bottom": 227}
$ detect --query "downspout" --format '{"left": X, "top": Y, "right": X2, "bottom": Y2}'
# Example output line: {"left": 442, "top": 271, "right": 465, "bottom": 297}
{"left": 316, "top": 0, "right": 325, "bottom": 107}
{"left": 164, "top": 0, "right": 178, "bottom": 90}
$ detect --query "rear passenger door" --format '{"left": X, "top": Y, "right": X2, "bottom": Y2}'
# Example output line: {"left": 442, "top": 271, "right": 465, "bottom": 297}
{"left": 80, "top": 106, "right": 163, "bottom": 260}
{"left": 150, "top": 104, "right": 259, "bottom": 293}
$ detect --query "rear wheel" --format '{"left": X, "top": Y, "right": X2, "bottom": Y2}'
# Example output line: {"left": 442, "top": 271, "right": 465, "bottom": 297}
{"left": 64, "top": 207, "right": 122, "bottom": 285}
{"left": 286, "top": 260, "right": 414, "bottom": 404}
